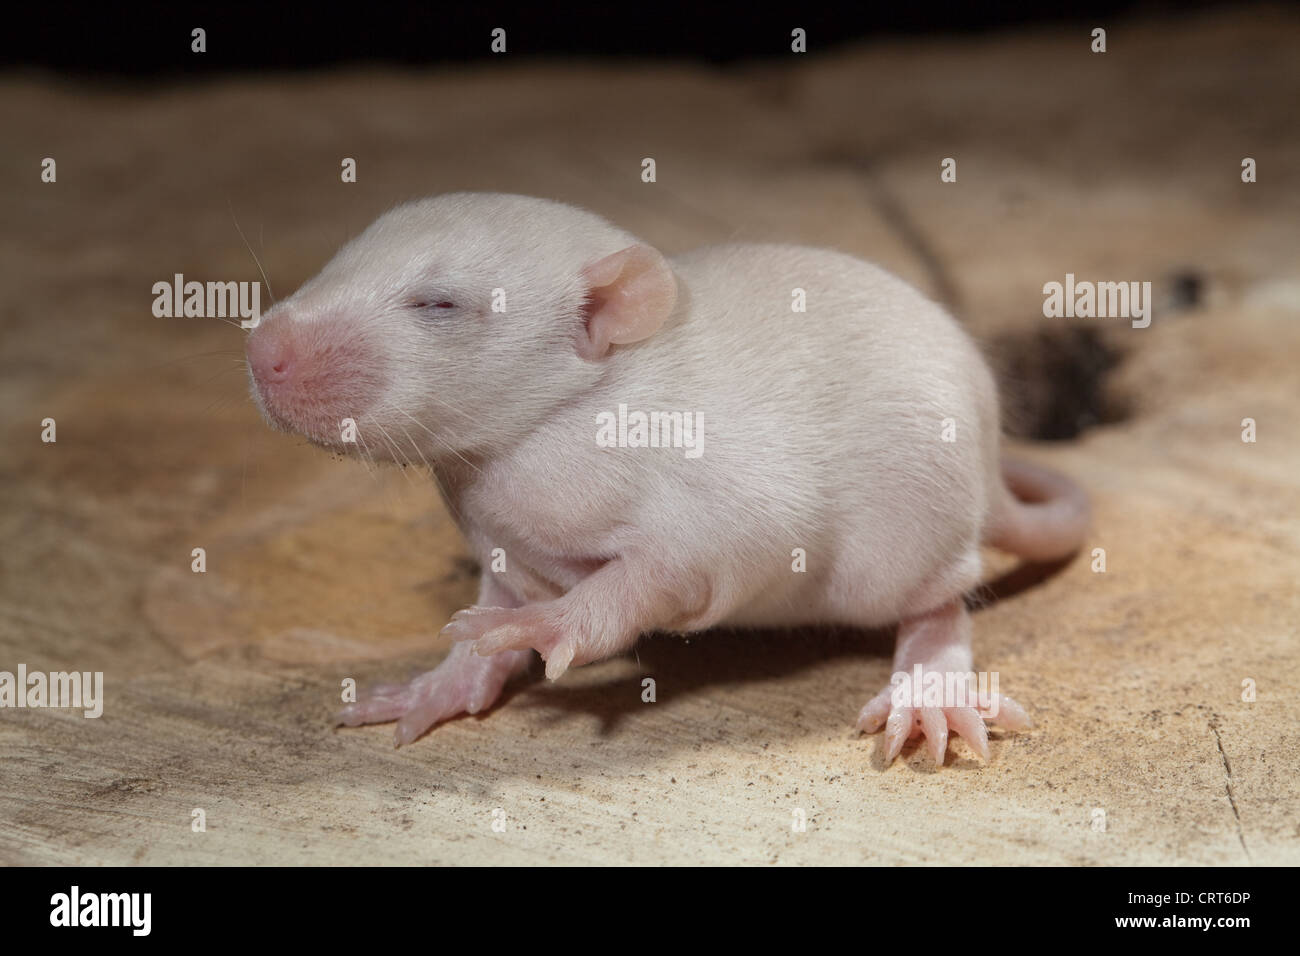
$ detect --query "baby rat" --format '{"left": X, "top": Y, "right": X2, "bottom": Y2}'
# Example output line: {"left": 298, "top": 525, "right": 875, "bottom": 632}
{"left": 245, "top": 192, "right": 1089, "bottom": 764}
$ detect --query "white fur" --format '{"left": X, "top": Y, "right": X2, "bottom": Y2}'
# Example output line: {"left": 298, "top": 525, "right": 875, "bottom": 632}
{"left": 253, "top": 193, "right": 1081, "bottom": 751}
{"left": 260, "top": 194, "right": 1000, "bottom": 631}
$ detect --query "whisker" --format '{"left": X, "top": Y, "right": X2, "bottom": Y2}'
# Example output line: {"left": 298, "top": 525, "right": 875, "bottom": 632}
{"left": 352, "top": 421, "right": 381, "bottom": 480}
{"left": 395, "top": 422, "right": 433, "bottom": 474}
{"left": 370, "top": 419, "right": 420, "bottom": 490}
{"left": 382, "top": 406, "right": 468, "bottom": 525}
{"left": 391, "top": 405, "right": 481, "bottom": 475}
{"left": 202, "top": 394, "right": 241, "bottom": 416}
{"left": 230, "top": 201, "right": 276, "bottom": 306}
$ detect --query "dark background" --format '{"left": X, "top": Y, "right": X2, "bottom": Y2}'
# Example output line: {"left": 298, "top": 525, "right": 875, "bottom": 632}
{"left": 5, "top": 1, "right": 1236, "bottom": 75}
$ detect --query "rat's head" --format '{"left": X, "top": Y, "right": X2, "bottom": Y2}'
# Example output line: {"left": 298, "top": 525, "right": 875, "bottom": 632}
{"left": 246, "top": 193, "right": 676, "bottom": 462}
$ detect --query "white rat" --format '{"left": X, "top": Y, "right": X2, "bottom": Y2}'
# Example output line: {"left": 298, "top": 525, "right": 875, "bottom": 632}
{"left": 245, "top": 192, "right": 1089, "bottom": 764}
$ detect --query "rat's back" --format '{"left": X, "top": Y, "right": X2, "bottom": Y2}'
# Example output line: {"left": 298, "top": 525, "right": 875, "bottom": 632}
{"left": 585, "top": 242, "right": 1003, "bottom": 626}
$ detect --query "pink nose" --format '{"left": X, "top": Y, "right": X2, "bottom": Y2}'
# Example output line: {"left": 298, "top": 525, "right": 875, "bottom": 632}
{"left": 246, "top": 321, "right": 295, "bottom": 385}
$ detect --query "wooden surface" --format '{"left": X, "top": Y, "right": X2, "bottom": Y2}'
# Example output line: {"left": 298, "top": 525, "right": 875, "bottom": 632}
{"left": 2, "top": 8, "right": 1298, "bottom": 864}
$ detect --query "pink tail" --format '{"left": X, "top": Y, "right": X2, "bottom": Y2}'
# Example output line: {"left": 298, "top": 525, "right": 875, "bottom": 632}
{"left": 987, "top": 457, "right": 1090, "bottom": 562}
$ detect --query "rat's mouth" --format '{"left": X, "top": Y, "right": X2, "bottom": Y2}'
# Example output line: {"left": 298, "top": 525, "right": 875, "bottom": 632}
{"left": 246, "top": 362, "right": 371, "bottom": 448}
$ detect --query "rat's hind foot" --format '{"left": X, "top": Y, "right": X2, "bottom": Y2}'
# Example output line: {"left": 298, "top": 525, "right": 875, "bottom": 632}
{"left": 337, "top": 641, "right": 532, "bottom": 746}
{"left": 856, "top": 686, "right": 1030, "bottom": 765}
{"left": 857, "top": 599, "right": 1031, "bottom": 766}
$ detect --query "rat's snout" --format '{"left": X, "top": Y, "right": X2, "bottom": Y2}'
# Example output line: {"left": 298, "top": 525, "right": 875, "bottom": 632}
{"left": 245, "top": 307, "right": 386, "bottom": 443}
{"left": 246, "top": 319, "right": 296, "bottom": 385}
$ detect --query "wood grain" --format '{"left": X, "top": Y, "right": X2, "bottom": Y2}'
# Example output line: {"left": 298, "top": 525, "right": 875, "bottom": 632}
{"left": 1, "top": 8, "right": 1297, "bottom": 865}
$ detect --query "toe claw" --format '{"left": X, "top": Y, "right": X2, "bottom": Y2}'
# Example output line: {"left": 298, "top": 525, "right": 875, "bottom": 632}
{"left": 883, "top": 706, "right": 914, "bottom": 763}
{"left": 920, "top": 707, "right": 949, "bottom": 765}
{"left": 946, "top": 707, "right": 990, "bottom": 761}
{"left": 985, "top": 693, "right": 1032, "bottom": 730}
{"left": 439, "top": 619, "right": 475, "bottom": 642}
{"left": 440, "top": 605, "right": 514, "bottom": 643}
{"left": 543, "top": 640, "right": 575, "bottom": 680}
{"left": 856, "top": 689, "right": 892, "bottom": 733}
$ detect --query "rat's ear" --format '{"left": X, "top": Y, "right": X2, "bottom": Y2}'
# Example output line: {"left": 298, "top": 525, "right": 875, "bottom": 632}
{"left": 577, "top": 244, "right": 677, "bottom": 360}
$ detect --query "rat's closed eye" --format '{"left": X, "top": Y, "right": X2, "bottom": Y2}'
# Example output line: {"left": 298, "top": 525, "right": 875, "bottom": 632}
{"left": 411, "top": 299, "right": 457, "bottom": 311}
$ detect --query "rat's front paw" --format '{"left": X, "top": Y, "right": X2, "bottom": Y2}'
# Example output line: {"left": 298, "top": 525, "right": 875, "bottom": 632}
{"left": 440, "top": 604, "right": 576, "bottom": 680}
{"left": 856, "top": 681, "right": 1031, "bottom": 766}
{"left": 337, "top": 641, "right": 531, "bottom": 746}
